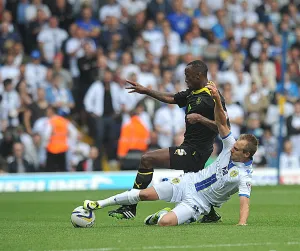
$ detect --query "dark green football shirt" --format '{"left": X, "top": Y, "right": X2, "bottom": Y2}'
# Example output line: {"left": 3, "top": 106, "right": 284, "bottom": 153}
{"left": 174, "top": 87, "right": 229, "bottom": 154}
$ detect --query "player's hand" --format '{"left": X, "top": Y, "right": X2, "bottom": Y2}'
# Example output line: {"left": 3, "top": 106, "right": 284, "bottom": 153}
{"left": 206, "top": 81, "right": 219, "bottom": 99}
{"left": 186, "top": 113, "right": 202, "bottom": 124}
{"left": 125, "top": 80, "right": 148, "bottom": 94}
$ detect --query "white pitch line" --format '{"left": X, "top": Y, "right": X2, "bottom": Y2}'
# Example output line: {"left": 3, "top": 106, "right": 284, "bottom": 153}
{"left": 43, "top": 241, "right": 300, "bottom": 251}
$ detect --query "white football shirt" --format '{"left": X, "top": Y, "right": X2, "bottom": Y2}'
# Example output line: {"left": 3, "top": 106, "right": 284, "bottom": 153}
{"left": 187, "top": 132, "right": 253, "bottom": 208}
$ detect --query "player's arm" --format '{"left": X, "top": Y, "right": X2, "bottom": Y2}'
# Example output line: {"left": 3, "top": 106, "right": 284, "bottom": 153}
{"left": 206, "top": 82, "right": 230, "bottom": 138}
{"left": 186, "top": 113, "right": 218, "bottom": 133}
{"left": 238, "top": 196, "right": 250, "bottom": 225}
{"left": 126, "top": 80, "right": 176, "bottom": 104}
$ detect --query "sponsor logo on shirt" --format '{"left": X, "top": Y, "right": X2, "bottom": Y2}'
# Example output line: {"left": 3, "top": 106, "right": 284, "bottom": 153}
{"left": 174, "top": 149, "right": 187, "bottom": 156}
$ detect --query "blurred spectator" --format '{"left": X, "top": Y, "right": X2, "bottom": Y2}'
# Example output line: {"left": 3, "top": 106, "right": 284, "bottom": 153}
{"left": 76, "top": 146, "right": 99, "bottom": 171}
{"left": 70, "top": 133, "right": 90, "bottom": 168}
{"left": 222, "top": 86, "right": 244, "bottom": 139}
{"left": 0, "top": 130, "right": 15, "bottom": 160}
{"left": 244, "top": 82, "right": 269, "bottom": 122}
{"left": 262, "top": 126, "right": 277, "bottom": 168}
{"left": 51, "top": 0, "right": 74, "bottom": 31}
{"left": 37, "top": 16, "right": 68, "bottom": 65}
{"left": 44, "top": 105, "right": 77, "bottom": 172}
{"left": 0, "top": 54, "right": 20, "bottom": 87}
{"left": 167, "top": 0, "right": 191, "bottom": 38}
{"left": 276, "top": 74, "right": 299, "bottom": 103}
{"left": 23, "top": 88, "right": 48, "bottom": 135}
{"left": 84, "top": 70, "right": 122, "bottom": 168}
{"left": 244, "top": 113, "right": 264, "bottom": 144}
{"left": 76, "top": 5, "right": 101, "bottom": 39}
{"left": 154, "top": 103, "right": 185, "bottom": 149}
{"left": 161, "top": 20, "right": 180, "bottom": 56}
{"left": 7, "top": 142, "right": 34, "bottom": 173}
{"left": 147, "top": 0, "right": 173, "bottom": 20}
{"left": 280, "top": 140, "right": 300, "bottom": 169}
{"left": 0, "top": 21, "right": 21, "bottom": 54}
{"left": 52, "top": 53, "right": 73, "bottom": 89}
{"left": 25, "top": 0, "right": 51, "bottom": 22}
{"left": 100, "top": 16, "right": 131, "bottom": 53}
{"left": 120, "top": 52, "right": 141, "bottom": 80}
{"left": 13, "top": 42, "right": 29, "bottom": 67}
{"left": 99, "top": 0, "right": 122, "bottom": 24}
{"left": 1, "top": 79, "right": 21, "bottom": 128}
{"left": 286, "top": 100, "right": 300, "bottom": 157}
{"left": 24, "top": 50, "right": 47, "bottom": 95}
{"left": 32, "top": 132, "right": 46, "bottom": 170}
{"left": 118, "top": 0, "right": 147, "bottom": 17}
{"left": 196, "top": 1, "right": 218, "bottom": 31}
{"left": 45, "top": 74, "right": 74, "bottom": 116}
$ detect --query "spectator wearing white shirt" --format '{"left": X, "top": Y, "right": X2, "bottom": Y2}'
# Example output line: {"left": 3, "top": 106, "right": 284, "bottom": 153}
{"left": 161, "top": 20, "right": 181, "bottom": 56}
{"left": 0, "top": 54, "right": 20, "bottom": 88}
{"left": 84, "top": 70, "right": 122, "bottom": 166}
{"left": 234, "top": 1, "right": 259, "bottom": 27}
{"left": 118, "top": 0, "right": 147, "bottom": 17}
{"left": 142, "top": 20, "right": 164, "bottom": 57}
{"left": 120, "top": 52, "right": 141, "bottom": 80}
{"left": 37, "top": 16, "right": 68, "bottom": 64}
{"left": 25, "top": 0, "right": 51, "bottom": 22}
{"left": 25, "top": 50, "right": 47, "bottom": 95}
{"left": 154, "top": 103, "right": 185, "bottom": 148}
{"left": 222, "top": 87, "right": 244, "bottom": 139}
{"left": 280, "top": 140, "right": 300, "bottom": 170}
{"left": 1, "top": 79, "right": 21, "bottom": 128}
{"left": 197, "top": 1, "right": 218, "bottom": 31}
{"left": 99, "top": 0, "right": 122, "bottom": 24}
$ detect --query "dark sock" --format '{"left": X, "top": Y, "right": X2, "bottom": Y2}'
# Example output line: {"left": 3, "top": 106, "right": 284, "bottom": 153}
{"left": 133, "top": 168, "right": 154, "bottom": 190}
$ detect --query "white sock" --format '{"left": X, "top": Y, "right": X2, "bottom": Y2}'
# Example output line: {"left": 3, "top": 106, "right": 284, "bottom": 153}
{"left": 97, "top": 189, "right": 141, "bottom": 208}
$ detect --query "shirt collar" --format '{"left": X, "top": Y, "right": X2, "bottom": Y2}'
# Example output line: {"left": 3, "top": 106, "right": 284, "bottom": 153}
{"left": 191, "top": 87, "right": 211, "bottom": 96}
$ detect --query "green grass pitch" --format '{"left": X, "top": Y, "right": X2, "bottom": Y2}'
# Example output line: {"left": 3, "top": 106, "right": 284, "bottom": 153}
{"left": 1, "top": 185, "right": 300, "bottom": 251}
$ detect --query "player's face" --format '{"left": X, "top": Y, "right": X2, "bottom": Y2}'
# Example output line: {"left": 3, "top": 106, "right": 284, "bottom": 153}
{"left": 185, "top": 66, "right": 199, "bottom": 90}
{"left": 230, "top": 140, "right": 249, "bottom": 162}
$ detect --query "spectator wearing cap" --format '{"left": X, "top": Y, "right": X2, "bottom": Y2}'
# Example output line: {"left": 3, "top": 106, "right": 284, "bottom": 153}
{"left": 76, "top": 5, "right": 101, "bottom": 40}
{"left": 24, "top": 50, "right": 47, "bottom": 94}
{"left": 7, "top": 142, "right": 35, "bottom": 173}
{"left": 37, "top": 16, "right": 68, "bottom": 65}
{"left": 167, "top": 0, "right": 192, "bottom": 38}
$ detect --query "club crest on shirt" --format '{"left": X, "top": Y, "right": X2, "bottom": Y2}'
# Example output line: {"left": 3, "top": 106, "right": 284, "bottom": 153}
{"left": 171, "top": 178, "right": 180, "bottom": 184}
{"left": 196, "top": 97, "right": 201, "bottom": 105}
{"left": 174, "top": 149, "right": 187, "bottom": 156}
{"left": 230, "top": 170, "right": 239, "bottom": 177}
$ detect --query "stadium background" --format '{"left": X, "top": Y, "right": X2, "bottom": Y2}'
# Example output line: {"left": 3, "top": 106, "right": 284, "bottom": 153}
{"left": 0, "top": 0, "right": 300, "bottom": 186}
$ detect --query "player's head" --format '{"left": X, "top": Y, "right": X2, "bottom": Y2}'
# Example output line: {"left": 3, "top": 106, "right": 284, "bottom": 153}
{"left": 230, "top": 134, "right": 258, "bottom": 163}
{"left": 185, "top": 60, "right": 208, "bottom": 90}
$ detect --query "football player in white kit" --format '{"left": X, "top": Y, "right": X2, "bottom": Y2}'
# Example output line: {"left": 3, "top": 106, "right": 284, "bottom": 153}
{"left": 83, "top": 81, "right": 258, "bottom": 226}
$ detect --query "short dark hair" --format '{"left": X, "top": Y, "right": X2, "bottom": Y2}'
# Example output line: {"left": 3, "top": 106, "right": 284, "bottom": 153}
{"left": 239, "top": 134, "right": 259, "bottom": 158}
{"left": 3, "top": 78, "right": 12, "bottom": 87}
{"left": 187, "top": 60, "right": 208, "bottom": 76}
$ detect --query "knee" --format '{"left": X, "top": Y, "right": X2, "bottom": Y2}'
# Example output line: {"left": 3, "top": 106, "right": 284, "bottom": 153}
{"left": 157, "top": 215, "right": 174, "bottom": 227}
{"left": 140, "top": 152, "right": 153, "bottom": 167}
{"left": 139, "top": 190, "right": 150, "bottom": 201}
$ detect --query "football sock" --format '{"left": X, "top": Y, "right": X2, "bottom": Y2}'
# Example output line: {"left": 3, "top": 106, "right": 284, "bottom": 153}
{"left": 97, "top": 189, "right": 141, "bottom": 208}
{"left": 133, "top": 168, "right": 154, "bottom": 190}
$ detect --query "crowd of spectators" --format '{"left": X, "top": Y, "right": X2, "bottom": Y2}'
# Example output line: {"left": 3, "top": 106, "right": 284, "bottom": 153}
{"left": 0, "top": 0, "right": 300, "bottom": 173}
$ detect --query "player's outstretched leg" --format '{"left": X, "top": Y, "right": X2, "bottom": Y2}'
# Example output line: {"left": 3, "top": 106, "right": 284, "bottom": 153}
{"left": 199, "top": 206, "right": 221, "bottom": 223}
{"left": 144, "top": 207, "right": 171, "bottom": 225}
{"left": 108, "top": 149, "right": 170, "bottom": 220}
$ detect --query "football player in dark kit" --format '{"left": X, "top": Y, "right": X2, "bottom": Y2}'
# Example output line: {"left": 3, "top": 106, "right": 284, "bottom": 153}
{"left": 109, "top": 60, "right": 229, "bottom": 223}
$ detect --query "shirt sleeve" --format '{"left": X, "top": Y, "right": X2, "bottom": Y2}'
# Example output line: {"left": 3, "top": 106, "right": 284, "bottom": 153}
{"left": 174, "top": 89, "right": 190, "bottom": 108}
{"left": 221, "top": 132, "right": 236, "bottom": 150}
{"left": 239, "top": 175, "right": 252, "bottom": 198}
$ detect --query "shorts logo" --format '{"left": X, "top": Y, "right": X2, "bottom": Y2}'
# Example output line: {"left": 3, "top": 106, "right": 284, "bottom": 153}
{"left": 171, "top": 178, "right": 180, "bottom": 184}
{"left": 187, "top": 104, "right": 192, "bottom": 112}
{"left": 174, "top": 149, "right": 187, "bottom": 156}
{"left": 196, "top": 97, "right": 201, "bottom": 105}
{"left": 246, "top": 182, "right": 251, "bottom": 190}
{"left": 230, "top": 170, "right": 239, "bottom": 177}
